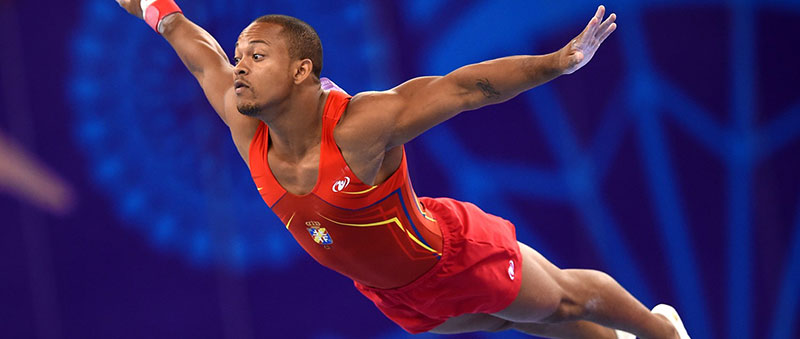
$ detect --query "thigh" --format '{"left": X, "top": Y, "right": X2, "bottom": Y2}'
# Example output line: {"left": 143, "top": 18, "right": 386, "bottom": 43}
{"left": 428, "top": 313, "right": 512, "bottom": 334}
{"left": 492, "top": 241, "right": 566, "bottom": 323}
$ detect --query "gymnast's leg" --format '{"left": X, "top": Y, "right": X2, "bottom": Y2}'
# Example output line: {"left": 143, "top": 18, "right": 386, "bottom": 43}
{"left": 491, "top": 242, "right": 679, "bottom": 339}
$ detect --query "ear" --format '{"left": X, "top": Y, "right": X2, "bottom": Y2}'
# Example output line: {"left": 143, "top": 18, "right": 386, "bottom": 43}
{"left": 292, "top": 59, "right": 314, "bottom": 84}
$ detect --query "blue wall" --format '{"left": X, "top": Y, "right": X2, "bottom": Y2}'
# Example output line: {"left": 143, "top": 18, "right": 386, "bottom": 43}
{"left": 1, "top": 0, "right": 799, "bottom": 338}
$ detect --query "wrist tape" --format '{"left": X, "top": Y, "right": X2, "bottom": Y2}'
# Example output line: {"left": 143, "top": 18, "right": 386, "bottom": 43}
{"left": 140, "top": 0, "right": 182, "bottom": 33}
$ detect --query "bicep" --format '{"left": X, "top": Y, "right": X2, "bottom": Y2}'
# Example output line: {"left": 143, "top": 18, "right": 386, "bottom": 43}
{"left": 193, "top": 57, "right": 259, "bottom": 165}
{"left": 159, "top": 15, "right": 258, "bottom": 165}
{"left": 162, "top": 15, "right": 234, "bottom": 124}
{"left": 387, "top": 75, "right": 479, "bottom": 148}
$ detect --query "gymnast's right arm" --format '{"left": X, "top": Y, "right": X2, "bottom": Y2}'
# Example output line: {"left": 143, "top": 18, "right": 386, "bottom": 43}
{"left": 116, "top": 0, "right": 257, "bottom": 160}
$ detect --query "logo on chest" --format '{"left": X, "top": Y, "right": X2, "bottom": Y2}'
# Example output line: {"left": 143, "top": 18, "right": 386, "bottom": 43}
{"left": 306, "top": 221, "right": 333, "bottom": 248}
{"left": 332, "top": 176, "right": 351, "bottom": 193}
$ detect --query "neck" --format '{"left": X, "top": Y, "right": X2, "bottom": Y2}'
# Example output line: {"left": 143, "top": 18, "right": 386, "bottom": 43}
{"left": 262, "top": 83, "right": 328, "bottom": 161}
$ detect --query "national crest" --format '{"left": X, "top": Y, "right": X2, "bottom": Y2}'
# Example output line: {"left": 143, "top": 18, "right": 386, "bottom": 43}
{"left": 307, "top": 225, "right": 333, "bottom": 246}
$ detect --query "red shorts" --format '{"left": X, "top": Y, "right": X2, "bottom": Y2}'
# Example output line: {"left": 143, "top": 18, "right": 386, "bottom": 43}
{"left": 354, "top": 197, "right": 523, "bottom": 334}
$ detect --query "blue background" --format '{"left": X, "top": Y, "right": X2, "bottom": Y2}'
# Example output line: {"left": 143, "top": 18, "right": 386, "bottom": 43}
{"left": 1, "top": 0, "right": 799, "bottom": 338}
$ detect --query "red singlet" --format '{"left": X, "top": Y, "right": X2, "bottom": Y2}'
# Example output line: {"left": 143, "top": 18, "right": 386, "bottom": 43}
{"left": 248, "top": 90, "right": 444, "bottom": 289}
{"left": 249, "top": 90, "right": 523, "bottom": 334}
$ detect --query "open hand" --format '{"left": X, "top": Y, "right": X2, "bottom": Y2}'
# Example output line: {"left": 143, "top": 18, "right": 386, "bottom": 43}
{"left": 562, "top": 5, "right": 617, "bottom": 75}
{"left": 116, "top": 0, "right": 144, "bottom": 20}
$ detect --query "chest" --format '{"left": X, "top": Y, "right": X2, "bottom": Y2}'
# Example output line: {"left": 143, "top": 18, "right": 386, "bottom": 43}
{"left": 267, "top": 145, "right": 322, "bottom": 196}
{"left": 267, "top": 142, "right": 394, "bottom": 196}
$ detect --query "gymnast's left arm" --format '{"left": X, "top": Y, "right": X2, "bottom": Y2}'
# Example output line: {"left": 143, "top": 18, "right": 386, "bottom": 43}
{"left": 380, "top": 5, "right": 616, "bottom": 148}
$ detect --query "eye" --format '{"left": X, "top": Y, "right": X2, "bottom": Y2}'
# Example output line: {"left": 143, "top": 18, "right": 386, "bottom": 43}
{"left": 233, "top": 57, "right": 241, "bottom": 65}
{"left": 253, "top": 54, "right": 264, "bottom": 60}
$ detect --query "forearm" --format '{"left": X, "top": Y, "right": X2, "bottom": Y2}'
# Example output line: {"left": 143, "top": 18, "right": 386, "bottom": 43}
{"left": 159, "top": 13, "right": 231, "bottom": 80}
{"left": 449, "top": 51, "right": 566, "bottom": 110}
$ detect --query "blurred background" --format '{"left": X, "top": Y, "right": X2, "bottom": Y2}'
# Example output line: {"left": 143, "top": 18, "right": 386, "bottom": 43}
{"left": 1, "top": 0, "right": 798, "bottom": 338}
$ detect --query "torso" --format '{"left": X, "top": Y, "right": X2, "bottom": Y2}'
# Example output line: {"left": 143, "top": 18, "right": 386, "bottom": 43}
{"left": 262, "top": 93, "right": 403, "bottom": 195}
{"left": 246, "top": 90, "right": 442, "bottom": 289}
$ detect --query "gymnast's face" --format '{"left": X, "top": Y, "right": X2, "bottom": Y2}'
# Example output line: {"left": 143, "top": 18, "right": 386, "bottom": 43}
{"left": 233, "top": 22, "right": 295, "bottom": 117}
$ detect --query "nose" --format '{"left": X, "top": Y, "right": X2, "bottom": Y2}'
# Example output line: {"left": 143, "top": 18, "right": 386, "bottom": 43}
{"left": 234, "top": 62, "right": 248, "bottom": 76}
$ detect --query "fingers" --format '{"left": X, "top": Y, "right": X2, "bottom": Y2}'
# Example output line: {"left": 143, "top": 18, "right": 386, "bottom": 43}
{"left": 597, "top": 13, "right": 616, "bottom": 35}
{"left": 594, "top": 5, "right": 605, "bottom": 21}
{"left": 595, "top": 7, "right": 617, "bottom": 44}
{"left": 590, "top": 6, "right": 617, "bottom": 45}
{"left": 598, "top": 23, "right": 617, "bottom": 45}
{"left": 584, "top": 5, "right": 607, "bottom": 37}
{"left": 577, "top": 6, "right": 617, "bottom": 48}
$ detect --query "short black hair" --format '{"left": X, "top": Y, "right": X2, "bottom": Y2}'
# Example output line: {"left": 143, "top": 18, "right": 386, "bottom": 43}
{"left": 253, "top": 14, "right": 322, "bottom": 79}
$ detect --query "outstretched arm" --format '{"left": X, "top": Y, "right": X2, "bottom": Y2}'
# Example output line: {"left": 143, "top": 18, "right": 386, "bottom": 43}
{"left": 370, "top": 5, "right": 616, "bottom": 149}
{"left": 116, "top": 0, "right": 257, "bottom": 157}
{"left": 158, "top": 14, "right": 238, "bottom": 123}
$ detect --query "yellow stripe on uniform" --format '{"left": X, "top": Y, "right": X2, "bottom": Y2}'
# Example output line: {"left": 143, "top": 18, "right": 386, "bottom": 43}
{"left": 340, "top": 185, "right": 378, "bottom": 195}
{"left": 414, "top": 195, "right": 437, "bottom": 222}
{"left": 317, "top": 213, "right": 440, "bottom": 255}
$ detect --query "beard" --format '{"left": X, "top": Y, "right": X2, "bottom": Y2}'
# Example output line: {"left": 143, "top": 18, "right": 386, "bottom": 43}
{"left": 237, "top": 102, "right": 262, "bottom": 117}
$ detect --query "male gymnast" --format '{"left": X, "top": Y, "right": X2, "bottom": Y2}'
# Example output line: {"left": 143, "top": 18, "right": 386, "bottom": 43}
{"left": 117, "top": 1, "right": 690, "bottom": 338}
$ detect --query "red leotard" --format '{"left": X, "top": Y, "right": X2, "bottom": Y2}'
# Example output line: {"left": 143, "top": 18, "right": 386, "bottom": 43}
{"left": 249, "top": 90, "right": 523, "bottom": 334}
{"left": 248, "top": 90, "right": 444, "bottom": 289}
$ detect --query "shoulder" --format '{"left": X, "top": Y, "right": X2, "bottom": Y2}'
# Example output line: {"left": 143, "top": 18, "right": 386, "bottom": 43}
{"left": 342, "top": 76, "right": 444, "bottom": 119}
{"left": 333, "top": 90, "right": 401, "bottom": 153}
{"left": 340, "top": 90, "right": 403, "bottom": 128}
{"left": 347, "top": 90, "right": 402, "bottom": 111}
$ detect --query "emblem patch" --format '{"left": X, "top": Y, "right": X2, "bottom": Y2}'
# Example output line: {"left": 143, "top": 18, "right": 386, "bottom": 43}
{"left": 307, "top": 226, "right": 333, "bottom": 246}
{"left": 332, "top": 176, "right": 351, "bottom": 192}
